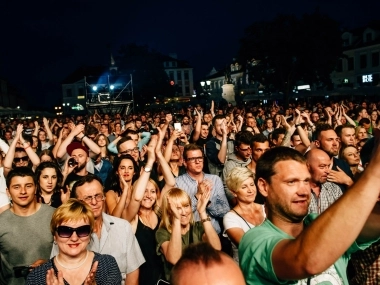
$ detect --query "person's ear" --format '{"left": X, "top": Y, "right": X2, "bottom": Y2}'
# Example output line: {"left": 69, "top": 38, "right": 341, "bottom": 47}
{"left": 257, "top": 178, "right": 269, "bottom": 198}
{"left": 314, "top": 140, "right": 320, "bottom": 148}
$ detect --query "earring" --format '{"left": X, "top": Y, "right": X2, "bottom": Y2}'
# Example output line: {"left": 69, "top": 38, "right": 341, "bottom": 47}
{"left": 53, "top": 241, "right": 57, "bottom": 245}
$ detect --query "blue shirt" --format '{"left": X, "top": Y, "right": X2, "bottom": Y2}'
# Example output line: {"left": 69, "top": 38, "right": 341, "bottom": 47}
{"left": 175, "top": 172, "right": 230, "bottom": 233}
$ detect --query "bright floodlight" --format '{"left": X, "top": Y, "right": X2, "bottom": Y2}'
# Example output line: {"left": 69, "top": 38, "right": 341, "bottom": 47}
{"left": 92, "top": 86, "right": 97, "bottom": 91}
{"left": 200, "top": 81, "right": 205, "bottom": 87}
{"left": 206, "top": 80, "right": 211, "bottom": 85}
{"left": 110, "top": 85, "right": 115, "bottom": 90}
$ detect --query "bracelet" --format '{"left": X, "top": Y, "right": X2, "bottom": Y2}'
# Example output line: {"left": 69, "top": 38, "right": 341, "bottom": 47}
{"left": 24, "top": 145, "right": 30, "bottom": 150}
{"left": 201, "top": 216, "right": 211, "bottom": 223}
{"left": 295, "top": 124, "right": 301, "bottom": 128}
{"left": 80, "top": 135, "right": 86, "bottom": 141}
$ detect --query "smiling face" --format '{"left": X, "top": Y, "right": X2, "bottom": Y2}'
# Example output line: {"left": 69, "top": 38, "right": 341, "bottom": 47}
{"left": 141, "top": 181, "right": 158, "bottom": 210}
{"left": 7, "top": 175, "right": 36, "bottom": 209}
{"left": 54, "top": 219, "right": 91, "bottom": 258}
{"left": 258, "top": 160, "right": 311, "bottom": 223}
{"left": 235, "top": 177, "right": 257, "bottom": 203}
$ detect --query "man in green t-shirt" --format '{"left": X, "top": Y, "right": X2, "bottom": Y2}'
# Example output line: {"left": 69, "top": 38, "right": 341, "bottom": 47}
{"left": 239, "top": 145, "right": 380, "bottom": 285}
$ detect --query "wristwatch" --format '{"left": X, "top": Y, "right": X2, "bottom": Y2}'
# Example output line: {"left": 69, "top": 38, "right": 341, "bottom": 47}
{"left": 144, "top": 166, "right": 152, "bottom": 173}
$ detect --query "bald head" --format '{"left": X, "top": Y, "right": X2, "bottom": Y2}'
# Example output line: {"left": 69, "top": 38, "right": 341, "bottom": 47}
{"left": 306, "top": 149, "right": 331, "bottom": 184}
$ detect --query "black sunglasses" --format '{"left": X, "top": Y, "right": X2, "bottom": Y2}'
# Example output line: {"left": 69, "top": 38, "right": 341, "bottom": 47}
{"left": 56, "top": 225, "right": 91, "bottom": 238}
{"left": 14, "top": 156, "right": 28, "bottom": 163}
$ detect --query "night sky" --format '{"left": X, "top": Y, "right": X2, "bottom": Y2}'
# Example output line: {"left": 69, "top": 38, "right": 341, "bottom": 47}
{"left": 0, "top": 0, "right": 379, "bottom": 110}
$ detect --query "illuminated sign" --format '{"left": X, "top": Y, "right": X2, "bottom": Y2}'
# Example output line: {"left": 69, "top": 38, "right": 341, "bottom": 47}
{"left": 297, "top": 85, "right": 311, "bottom": 90}
{"left": 362, "top": 74, "right": 373, "bottom": 83}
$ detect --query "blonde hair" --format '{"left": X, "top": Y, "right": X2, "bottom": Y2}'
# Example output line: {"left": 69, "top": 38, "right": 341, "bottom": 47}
{"left": 50, "top": 198, "right": 95, "bottom": 236}
{"left": 160, "top": 188, "right": 193, "bottom": 233}
{"left": 226, "top": 167, "right": 255, "bottom": 193}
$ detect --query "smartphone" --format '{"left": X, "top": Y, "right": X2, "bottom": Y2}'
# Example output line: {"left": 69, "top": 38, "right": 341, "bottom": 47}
{"left": 174, "top": 123, "right": 181, "bottom": 131}
{"left": 13, "top": 266, "right": 32, "bottom": 278}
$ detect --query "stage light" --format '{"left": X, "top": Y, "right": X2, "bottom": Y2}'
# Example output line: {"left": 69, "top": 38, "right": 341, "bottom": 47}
{"left": 92, "top": 86, "right": 97, "bottom": 91}
{"left": 110, "top": 85, "right": 115, "bottom": 90}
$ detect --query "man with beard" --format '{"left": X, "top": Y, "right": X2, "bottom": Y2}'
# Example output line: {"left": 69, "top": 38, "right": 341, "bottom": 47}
{"left": 63, "top": 141, "right": 93, "bottom": 188}
{"left": 314, "top": 124, "right": 354, "bottom": 192}
{"left": 239, "top": 146, "right": 380, "bottom": 284}
{"left": 305, "top": 149, "right": 343, "bottom": 214}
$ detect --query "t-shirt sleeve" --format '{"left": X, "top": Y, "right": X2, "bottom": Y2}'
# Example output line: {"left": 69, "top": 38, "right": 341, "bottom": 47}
{"left": 223, "top": 212, "right": 244, "bottom": 232}
{"left": 155, "top": 227, "right": 171, "bottom": 256}
{"left": 239, "top": 226, "right": 291, "bottom": 285}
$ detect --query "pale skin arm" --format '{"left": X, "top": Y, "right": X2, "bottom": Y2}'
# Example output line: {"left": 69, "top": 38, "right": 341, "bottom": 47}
{"left": 32, "top": 121, "right": 39, "bottom": 137}
{"left": 164, "top": 130, "right": 180, "bottom": 163}
{"left": 192, "top": 109, "right": 202, "bottom": 142}
{"left": 43, "top": 117, "right": 54, "bottom": 144}
{"left": 160, "top": 197, "right": 184, "bottom": 265}
{"left": 342, "top": 108, "right": 356, "bottom": 126}
{"left": 20, "top": 132, "right": 40, "bottom": 168}
{"left": 125, "top": 137, "right": 157, "bottom": 222}
{"left": 3, "top": 124, "right": 23, "bottom": 177}
{"left": 198, "top": 189, "right": 221, "bottom": 250}
{"left": 56, "top": 123, "right": 84, "bottom": 160}
{"left": 125, "top": 269, "right": 139, "bottom": 285}
{"left": 225, "top": 227, "right": 246, "bottom": 246}
{"left": 106, "top": 180, "right": 130, "bottom": 219}
{"left": 217, "top": 119, "right": 228, "bottom": 164}
{"left": 52, "top": 128, "right": 64, "bottom": 159}
{"left": 266, "top": 137, "right": 380, "bottom": 279}
{"left": 280, "top": 115, "right": 294, "bottom": 147}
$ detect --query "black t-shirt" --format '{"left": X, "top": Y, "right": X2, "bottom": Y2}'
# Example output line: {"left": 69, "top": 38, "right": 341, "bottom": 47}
{"left": 64, "top": 172, "right": 93, "bottom": 190}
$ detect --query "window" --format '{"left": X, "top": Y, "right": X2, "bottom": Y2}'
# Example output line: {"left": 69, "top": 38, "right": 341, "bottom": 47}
{"left": 66, "top": 89, "right": 72, "bottom": 97}
{"left": 177, "top": 71, "right": 182, "bottom": 81}
{"left": 184, "top": 71, "right": 189, "bottom": 80}
{"left": 360, "top": 54, "right": 367, "bottom": 69}
{"left": 169, "top": 71, "right": 174, "bottom": 81}
{"left": 78, "top": 88, "right": 84, "bottom": 95}
{"left": 347, "top": 57, "right": 354, "bottom": 71}
{"left": 372, "top": 52, "right": 379, "bottom": 67}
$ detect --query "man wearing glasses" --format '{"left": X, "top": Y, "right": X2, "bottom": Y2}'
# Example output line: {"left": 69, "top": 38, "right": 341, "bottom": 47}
{"left": 0, "top": 167, "right": 54, "bottom": 284}
{"left": 51, "top": 175, "right": 145, "bottom": 285}
{"left": 175, "top": 144, "right": 230, "bottom": 234}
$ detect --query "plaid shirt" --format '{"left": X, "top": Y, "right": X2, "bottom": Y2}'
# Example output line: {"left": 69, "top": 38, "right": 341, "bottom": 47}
{"left": 175, "top": 172, "right": 230, "bottom": 234}
{"left": 308, "top": 182, "right": 343, "bottom": 214}
{"left": 350, "top": 241, "right": 380, "bottom": 285}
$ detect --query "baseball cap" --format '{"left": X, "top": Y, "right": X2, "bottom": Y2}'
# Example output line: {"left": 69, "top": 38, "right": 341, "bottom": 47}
{"left": 66, "top": 141, "right": 89, "bottom": 156}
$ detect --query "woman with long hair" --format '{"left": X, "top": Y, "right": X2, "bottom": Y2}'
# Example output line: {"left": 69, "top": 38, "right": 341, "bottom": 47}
{"left": 223, "top": 167, "right": 265, "bottom": 263}
{"left": 339, "top": 145, "right": 362, "bottom": 177}
{"left": 105, "top": 154, "right": 140, "bottom": 219}
{"left": 35, "top": 161, "right": 69, "bottom": 208}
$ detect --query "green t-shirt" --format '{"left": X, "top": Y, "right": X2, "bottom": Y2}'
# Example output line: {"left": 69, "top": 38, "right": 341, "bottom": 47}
{"left": 155, "top": 221, "right": 205, "bottom": 281}
{"left": 239, "top": 214, "right": 374, "bottom": 285}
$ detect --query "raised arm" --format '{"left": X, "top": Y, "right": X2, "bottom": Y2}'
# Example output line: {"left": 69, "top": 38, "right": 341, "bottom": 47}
{"left": 191, "top": 109, "right": 202, "bottom": 142}
{"left": 3, "top": 124, "right": 23, "bottom": 177}
{"left": 160, "top": 198, "right": 184, "bottom": 264}
{"left": 105, "top": 179, "right": 130, "bottom": 219}
{"left": 52, "top": 128, "right": 64, "bottom": 159}
{"left": 20, "top": 132, "right": 40, "bottom": 168}
{"left": 56, "top": 123, "right": 84, "bottom": 160}
{"left": 217, "top": 119, "right": 228, "bottom": 164}
{"left": 198, "top": 189, "right": 221, "bottom": 250}
{"left": 125, "top": 137, "right": 156, "bottom": 222}
{"left": 32, "top": 121, "right": 39, "bottom": 137}
{"left": 269, "top": 137, "right": 380, "bottom": 280}
{"left": 43, "top": 117, "right": 54, "bottom": 144}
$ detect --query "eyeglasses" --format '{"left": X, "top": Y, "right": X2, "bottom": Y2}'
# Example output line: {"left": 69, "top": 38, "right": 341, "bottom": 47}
{"left": 88, "top": 135, "right": 97, "bottom": 140}
{"left": 186, "top": 157, "right": 203, "bottom": 163}
{"left": 56, "top": 225, "right": 91, "bottom": 238}
{"left": 81, "top": 193, "right": 104, "bottom": 204}
{"left": 120, "top": 147, "right": 139, "bottom": 155}
{"left": 14, "top": 156, "right": 28, "bottom": 163}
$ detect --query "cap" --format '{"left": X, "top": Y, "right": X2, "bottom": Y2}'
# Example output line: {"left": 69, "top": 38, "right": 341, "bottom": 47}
{"left": 66, "top": 141, "right": 89, "bottom": 156}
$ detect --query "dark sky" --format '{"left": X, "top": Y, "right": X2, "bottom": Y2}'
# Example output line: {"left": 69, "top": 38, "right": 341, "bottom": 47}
{"left": 0, "top": 0, "right": 379, "bottom": 109}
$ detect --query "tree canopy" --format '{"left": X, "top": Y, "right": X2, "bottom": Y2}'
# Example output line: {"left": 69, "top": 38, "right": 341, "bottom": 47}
{"left": 238, "top": 11, "right": 342, "bottom": 101}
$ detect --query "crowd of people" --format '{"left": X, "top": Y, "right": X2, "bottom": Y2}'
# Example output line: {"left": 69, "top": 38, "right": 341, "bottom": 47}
{"left": 0, "top": 98, "right": 379, "bottom": 285}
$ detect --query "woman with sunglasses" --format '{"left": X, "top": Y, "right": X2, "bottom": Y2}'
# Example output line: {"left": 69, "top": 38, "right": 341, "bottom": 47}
{"left": 26, "top": 199, "right": 121, "bottom": 284}
{"left": 3, "top": 124, "right": 40, "bottom": 177}
{"left": 35, "top": 162, "right": 69, "bottom": 208}
{"left": 105, "top": 154, "right": 140, "bottom": 219}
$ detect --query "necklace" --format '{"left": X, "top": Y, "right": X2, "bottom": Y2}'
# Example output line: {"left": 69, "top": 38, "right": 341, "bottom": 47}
{"left": 55, "top": 250, "right": 89, "bottom": 270}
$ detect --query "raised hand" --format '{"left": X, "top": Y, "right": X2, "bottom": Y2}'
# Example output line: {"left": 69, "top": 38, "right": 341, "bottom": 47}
{"left": 168, "top": 197, "right": 181, "bottom": 221}
{"left": 46, "top": 269, "right": 65, "bottom": 285}
{"left": 165, "top": 113, "right": 173, "bottom": 125}
{"left": 84, "top": 261, "right": 98, "bottom": 285}
{"left": 197, "top": 188, "right": 211, "bottom": 215}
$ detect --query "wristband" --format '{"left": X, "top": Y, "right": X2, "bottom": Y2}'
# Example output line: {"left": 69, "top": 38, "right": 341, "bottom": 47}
{"left": 80, "top": 135, "right": 86, "bottom": 141}
{"left": 295, "top": 124, "right": 301, "bottom": 128}
{"left": 24, "top": 145, "right": 30, "bottom": 150}
{"left": 201, "top": 216, "right": 211, "bottom": 223}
